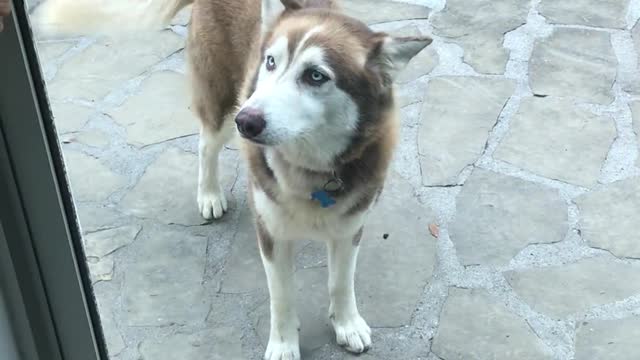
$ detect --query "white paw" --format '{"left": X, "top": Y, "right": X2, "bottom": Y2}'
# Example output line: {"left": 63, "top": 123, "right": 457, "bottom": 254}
{"left": 264, "top": 340, "right": 300, "bottom": 360}
{"left": 197, "top": 187, "right": 227, "bottom": 220}
{"left": 332, "top": 314, "right": 372, "bottom": 353}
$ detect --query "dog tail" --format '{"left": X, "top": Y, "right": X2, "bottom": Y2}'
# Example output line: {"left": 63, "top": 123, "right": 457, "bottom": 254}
{"left": 34, "top": 0, "right": 194, "bottom": 36}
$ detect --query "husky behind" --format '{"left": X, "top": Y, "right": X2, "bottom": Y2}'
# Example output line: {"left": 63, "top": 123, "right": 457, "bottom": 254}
{"left": 38, "top": 0, "right": 432, "bottom": 358}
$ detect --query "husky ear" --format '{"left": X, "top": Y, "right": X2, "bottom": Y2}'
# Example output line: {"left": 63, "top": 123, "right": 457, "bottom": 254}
{"left": 281, "top": 0, "right": 304, "bottom": 10}
{"left": 369, "top": 35, "right": 433, "bottom": 80}
{"left": 261, "top": 0, "right": 303, "bottom": 34}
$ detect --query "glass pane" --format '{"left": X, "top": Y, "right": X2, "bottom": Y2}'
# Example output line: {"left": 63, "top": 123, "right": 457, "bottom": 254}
{"left": 19, "top": 0, "right": 640, "bottom": 359}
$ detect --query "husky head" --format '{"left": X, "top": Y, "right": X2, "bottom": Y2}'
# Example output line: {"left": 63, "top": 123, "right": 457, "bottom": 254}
{"left": 236, "top": 0, "right": 432, "bottom": 170}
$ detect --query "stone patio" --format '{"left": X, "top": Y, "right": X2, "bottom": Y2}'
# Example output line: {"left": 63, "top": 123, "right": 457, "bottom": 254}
{"left": 30, "top": 0, "right": 640, "bottom": 359}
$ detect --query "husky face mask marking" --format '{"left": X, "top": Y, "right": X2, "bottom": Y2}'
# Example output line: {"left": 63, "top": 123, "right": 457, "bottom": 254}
{"left": 237, "top": 26, "right": 360, "bottom": 169}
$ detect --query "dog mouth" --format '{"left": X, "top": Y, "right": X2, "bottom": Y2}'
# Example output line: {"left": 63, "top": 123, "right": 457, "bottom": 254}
{"left": 238, "top": 132, "right": 271, "bottom": 146}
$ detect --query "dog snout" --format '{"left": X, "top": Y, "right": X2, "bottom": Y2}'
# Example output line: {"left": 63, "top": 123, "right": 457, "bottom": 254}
{"left": 235, "top": 107, "right": 266, "bottom": 138}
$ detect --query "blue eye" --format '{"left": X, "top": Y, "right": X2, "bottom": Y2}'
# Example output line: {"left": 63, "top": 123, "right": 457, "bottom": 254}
{"left": 304, "top": 68, "right": 329, "bottom": 86}
{"left": 266, "top": 55, "right": 276, "bottom": 71}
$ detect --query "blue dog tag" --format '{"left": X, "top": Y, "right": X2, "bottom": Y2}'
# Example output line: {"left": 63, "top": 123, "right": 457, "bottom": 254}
{"left": 311, "top": 190, "right": 336, "bottom": 208}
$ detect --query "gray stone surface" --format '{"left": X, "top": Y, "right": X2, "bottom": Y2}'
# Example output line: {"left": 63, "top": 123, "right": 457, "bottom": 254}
{"left": 633, "top": 102, "right": 640, "bottom": 166}
{"left": 507, "top": 257, "right": 640, "bottom": 318}
{"left": 342, "top": 0, "right": 430, "bottom": 25}
{"left": 34, "top": 0, "right": 640, "bottom": 358}
{"left": 36, "top": 40, "right": 73, "bottom": 63}
{"left": 577, "top": 177, "right": 640, "bottom": 258}
{"left": 48, "top": 32, "right": 183, "bottom": 101}
{"left": 88, "top": 257, "right": 115, "bottom": 283}
{"left": 84, "top": 225, "right": 141, "bottom": 258}
{"left": 634, "top": 22, "right": 640, "bottom": 66}
{"left": 61, "top": 128, "right": 111, "bottom": 148}
{"left": 219, "top": 205, "right": 266, "bottom": 294}
{"left": 431, "top": 0, "right": 529, "bottom": 73}
{"left": 109, "top": 71, "right": 198, "bottom": 147}
{"left": 419, "top": 77, "right": 516, "bottom": 186}
{"left": 495, "top": 97, "right": 616, "bottom": 187}
{"left": 63, "top": 150, "right": 125, "bottom": 202}
{"left": 530, "top": 28, "right": 617, "bottom": 104}
{"left": 75, "top": 205, "right": 123, "bottom": 232}
{"left": 121, "top": 148, "right": 231, "bottom": 225}
{"left": 575, "top": 316, "right": 640, "bottom": 360}
{"left": 139, "top": 328, "right": 244, "bottom": 360}
{"left": 432, "top": 288, "right": 553, "bottom": 360}
{"left": 96, "top": 298, "right": 126, "bottom": 357}
{"left": 539, "top": 0, "right": 629, "bottom": 28}
{"left": 123, "top": 228, "right": 208, "bottom": 326}
{"left": 51, "top": 102, "right": 94, "bottom": 133}
{"left": 451, "top": 168, "right": 567, "bottom": 266}
{"left": 356, "top": 171, "right": 437, "bottom": 327}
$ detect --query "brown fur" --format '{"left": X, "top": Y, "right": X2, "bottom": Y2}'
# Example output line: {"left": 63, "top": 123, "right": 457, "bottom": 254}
{"left": 187, "top": 0, "right": 262, "bottom": 131}
{"left": 256, "top": 215, "right": 274, "bottom": 259}
{"left": 352, "top": 227, "right": 364, "bottom": 246}
{"left": 237, "top": 5, "right": 400, "bottom": 218}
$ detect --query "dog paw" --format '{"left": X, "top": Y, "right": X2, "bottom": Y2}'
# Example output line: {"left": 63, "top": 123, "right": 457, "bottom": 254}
{"left": 197, "top": 188, "right": 227, "bottom": 220}
{"left": 264, "top": 340, "right": 300, "bottom": 360}
{"left": 332, "top": 315, "right": 372, "bottom": 353}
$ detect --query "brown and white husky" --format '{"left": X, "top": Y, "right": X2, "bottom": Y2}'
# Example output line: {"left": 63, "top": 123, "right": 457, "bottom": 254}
{"left": 39, "top": 0, "right": 432, "bottom": 358}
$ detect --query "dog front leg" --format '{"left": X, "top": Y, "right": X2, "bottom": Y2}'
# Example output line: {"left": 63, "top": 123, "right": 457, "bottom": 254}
{"left": 327, "top": 227, "right": 372, "bottom": 353}
{"left": 197, "top": 122, "right": 232, "bottom": 220}
{"left": 257, "top": 220, "right": 300, "bottom": 360}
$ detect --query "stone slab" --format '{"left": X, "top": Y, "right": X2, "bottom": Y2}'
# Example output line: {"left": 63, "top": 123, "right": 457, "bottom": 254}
{"left": 36, "top": 40, "right": 73, "bottom": 63}
{"left": 633, "top": 102, "right": 640, "bottom": 167}
{"left": 450, "top": 168, "right": 567, "bottom": 266}
{"left": 432, "top": 288, "right": 553, "bottom": 360}
{"left": 495, "top": 97, "right": 616, "bottom": 187}
{"left": 356, "top": 171, "right": 437, "bottom": 327}
{"left": 109, "top": 71, "right": 198, "bottom": 147}
{"left": 139, "top": 328, "right": 243, "bottom": 360}
{"left": 65, "top": 129, "right": 111, "bottom": 148}
{"left": 121, "top": 147, "right": 234, "bottom": 225}
{"left": 47, "top": 31, "right": 183, "bottom": 101}
{"left": 88, "top": 256, "right": 114, "bottom": 283}
{"left": 506, "top": 257, "right": 640, "bottom": 318}
{"left": 431, "top": 0, "right": 529, "bottom": 73}
{"left": 219, "top": 205, "right": 266, "bottom": 294}
{"left": 123, "top": 228, "right": 208, "bottom": 326}
{"left": 95, "top": 298, "right": 126, "bottom": 357}
{"left": 75, "top": 205, "right": 123, "bottom": 233}
{"left": 51, "top": 101, "right": 94, "bottom": 133}
{"left": 577, "top": 177, "right": 640, "bottom": 258}
{"left": 529, "top": 28, "right": 617, "bottom": 104}
{"left": 83, "top": 225, "right": 141, "bottom": 258}
{"left": 342, "top": 0, "right": 430, "bottom": 25}
{"left": 634, "top": 22, "right": 640, "bottom": 68}
{"left": 539, "top": 0, "right": 629, "bottom": 29}
{"left": 419, "top": 77, "right": 516, "bottom": 186}
{"left": 171, "top": 5, "right": 192, "bottom": 26}
{"left": 63, "top": 150, "right": 126, "bottom": 202}
{"left": 575, "top": 316, "right": 640, "bottom": 360}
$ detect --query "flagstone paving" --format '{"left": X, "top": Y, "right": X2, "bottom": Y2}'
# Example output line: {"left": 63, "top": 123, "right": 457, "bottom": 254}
{"left": 30, "top": 0, "right": 640, "bottom": 359}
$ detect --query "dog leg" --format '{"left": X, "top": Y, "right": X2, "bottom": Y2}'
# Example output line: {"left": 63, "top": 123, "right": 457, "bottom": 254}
{"left": 327, "top": 227, "right": 372, "bottom": 353}
{"left": 260, "top": 235, "right": 300, "bottom": 360}
{"left": 197, "top": 121, "right": 232, "bottom": 220}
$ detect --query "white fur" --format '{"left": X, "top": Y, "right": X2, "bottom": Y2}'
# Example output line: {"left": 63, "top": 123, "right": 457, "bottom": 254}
{"left": 197, "top": 122, "right": 233, "bottom": 220}
{"left": 327, "top": 233, "right": 372, "bottom": 353}
{"left": 242, "top": 32, "right": 360, "bottom": 171}
{"left": 34, "top": 0, "right": 191, "bottom": 35}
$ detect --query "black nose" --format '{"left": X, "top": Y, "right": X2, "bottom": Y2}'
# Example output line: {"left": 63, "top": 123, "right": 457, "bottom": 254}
{"left": 235, "top": 107, "right": 266, "bottom": 138}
